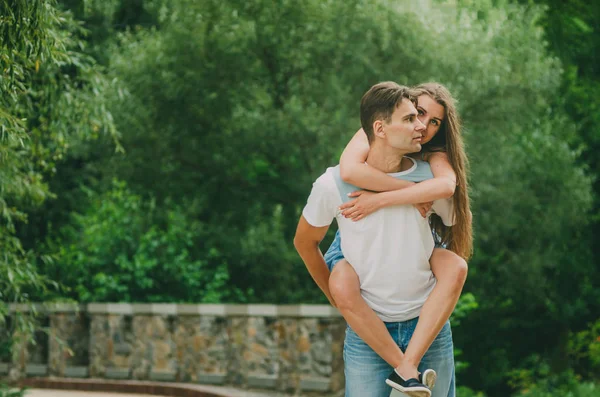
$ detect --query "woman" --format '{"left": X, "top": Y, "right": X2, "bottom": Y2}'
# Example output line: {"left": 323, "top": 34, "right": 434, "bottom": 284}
{"left": 325, "top": 82, "right": 472, "bottom": 396}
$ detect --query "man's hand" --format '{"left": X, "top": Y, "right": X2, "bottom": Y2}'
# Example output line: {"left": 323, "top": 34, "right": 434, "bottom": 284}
{"left": 414, "top": 201, "right": 433, "bottom": 218}
{"left": 339, "top": 190, "right": 381, "bottom": 221}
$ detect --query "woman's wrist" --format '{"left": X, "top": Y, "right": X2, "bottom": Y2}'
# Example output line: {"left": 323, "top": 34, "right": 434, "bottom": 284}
{"left": 377, "top": 191, "right": 392, "bottom": 209}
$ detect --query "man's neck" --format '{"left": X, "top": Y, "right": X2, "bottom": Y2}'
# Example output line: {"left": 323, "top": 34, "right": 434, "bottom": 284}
{"left": 365, "top": 144, "right": 412, "bottom": 173}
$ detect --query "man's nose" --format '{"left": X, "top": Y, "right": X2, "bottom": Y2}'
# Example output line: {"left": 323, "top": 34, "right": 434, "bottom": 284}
{"left": 415, "top": 119, "right": 426, "bottom": 131}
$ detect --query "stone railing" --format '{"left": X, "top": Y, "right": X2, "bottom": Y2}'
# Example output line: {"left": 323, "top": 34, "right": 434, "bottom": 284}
{"left": 0, "top": 303, "right": 345, "bottom": 395}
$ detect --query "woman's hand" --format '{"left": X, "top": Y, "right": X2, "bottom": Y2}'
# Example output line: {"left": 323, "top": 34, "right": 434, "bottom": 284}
{"left": 339, "top": 190, "right": 382, "bottom": 221}
{"left": 414, "top": 202, "right": 433, "bottom": 218}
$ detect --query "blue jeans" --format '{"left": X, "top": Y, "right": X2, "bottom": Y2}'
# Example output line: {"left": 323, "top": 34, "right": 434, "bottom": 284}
{"left": 344, "top": 318, "right": 455, "bottom": 397}
{"left": 324, "top": 230, "right": 345, "bottom": 271}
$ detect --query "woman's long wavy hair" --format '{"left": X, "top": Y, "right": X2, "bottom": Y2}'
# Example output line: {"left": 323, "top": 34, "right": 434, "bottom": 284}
{"left": 413, "top": 83, "right": 473, "bottom": 260}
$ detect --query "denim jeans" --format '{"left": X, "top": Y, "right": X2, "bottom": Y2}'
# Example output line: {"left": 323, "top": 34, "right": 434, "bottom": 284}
{"left": 324, "top": 230, "right": 345, "bottom": 271}
{"left": 344, "top": 318, "right": 455, "bottom": 397}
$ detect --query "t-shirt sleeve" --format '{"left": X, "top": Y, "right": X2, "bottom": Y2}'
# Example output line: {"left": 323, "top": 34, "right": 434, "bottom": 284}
{"left": 431, "top": 197, "right": 455, "bottom": 226}
{"left": 302, "top": 175, "right": 338, "bottom": 227}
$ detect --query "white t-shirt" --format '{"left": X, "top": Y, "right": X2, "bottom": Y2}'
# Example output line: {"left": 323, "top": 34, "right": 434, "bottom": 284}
{"left": 302, "top": 158, "right": 454, "bottom": 322}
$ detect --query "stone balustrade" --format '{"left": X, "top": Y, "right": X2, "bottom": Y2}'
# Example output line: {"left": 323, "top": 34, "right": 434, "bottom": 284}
{"left": 0, "top": 303, "right": 345, "bottom": 395}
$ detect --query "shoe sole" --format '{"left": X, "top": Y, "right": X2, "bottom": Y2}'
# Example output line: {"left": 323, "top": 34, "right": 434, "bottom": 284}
{"left": 385, "top": 379, "right": 431, "bottom": 397}
{"left": 422, "top": 369, "right": 437, "bottom": 389}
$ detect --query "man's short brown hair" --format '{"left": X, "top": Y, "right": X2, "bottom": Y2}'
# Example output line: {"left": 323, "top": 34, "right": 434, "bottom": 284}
{"left": 360, "top": 82, "right": 415, "bottom": 143}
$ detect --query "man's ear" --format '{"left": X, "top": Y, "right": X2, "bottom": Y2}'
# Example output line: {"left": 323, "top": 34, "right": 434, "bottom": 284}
{"left": 373, "top": 120, "right": 385, "bottom": 139}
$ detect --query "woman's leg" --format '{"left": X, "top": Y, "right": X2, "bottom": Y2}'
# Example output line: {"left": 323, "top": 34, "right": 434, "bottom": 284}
{"left": 418, "top": 321, "right": 455, "bottom": 397}
{"left": 330, "top": 249, "right": 467, "bottom": 382}
{"left": 403, "top": 248, "right": 468, "bottom": 371}
{"left": 329, "top": 259, "right": 406, "bottom": 370}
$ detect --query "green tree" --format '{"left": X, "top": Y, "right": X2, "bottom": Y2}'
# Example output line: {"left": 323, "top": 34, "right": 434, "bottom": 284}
{"left": 0, "top": 0, "right": 117, "bottom": 371}
{"left": 511, "top": 0, "right": 600, "bottom": 379}
{"left": 13, "top": 0, "right": 597, "bottom": 394}
{"left": 45, "top": 180, "right": 233, "bottom": 302}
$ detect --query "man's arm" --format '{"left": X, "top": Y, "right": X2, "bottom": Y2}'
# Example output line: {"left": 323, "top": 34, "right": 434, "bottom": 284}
{"left": 294, "top": 216, "right": 336, "bottom": 307}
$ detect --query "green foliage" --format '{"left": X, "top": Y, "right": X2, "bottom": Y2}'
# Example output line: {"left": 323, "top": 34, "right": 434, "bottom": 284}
{"left": 452, "top": 293, "right": 479, "bottom": 375}
{"left": 456, "top": 386, "right": 487, "bottom": 397}
{"left": 451, "top": 293, "right": 479, "bottom": 327}
{"left": 524, "top": 0, "right": 600, "bottom": 341}
{"left": 568, "top": 319, "right": 600, "bottom": 379}
{"left": 236, "top": 205, "right": 325, "bottom": 303}
{"left": 516, "top": 374, "right": 600, "bottom": 397}
{"left": 0, "top": 385, "right": 27, "bottom": 397}
{"left": 43, "top": 180, "right": 233, "bottom": 302}
{"left": 32, "top": 2, "right": 592, "bottom": 392}
{"left": 0, "top": 0, "right": 118, "bottom": 367}
{"left": 3, "top": 0, "right": 598, "bottom": 395}
{"left": 399, "top": 1, "right": 595, "bottom": 392}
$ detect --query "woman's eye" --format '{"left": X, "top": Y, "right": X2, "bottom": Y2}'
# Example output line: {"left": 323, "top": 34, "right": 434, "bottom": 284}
{"left": 431, "top": 120, "right": 439, "bottom": 126}
{"left": 418, "top": 110, "right": 424, "bottom": 115}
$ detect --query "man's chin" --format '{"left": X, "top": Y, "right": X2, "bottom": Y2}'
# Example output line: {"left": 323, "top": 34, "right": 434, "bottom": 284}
{"left": 409, "top": 143, "right": 422, "bottom": 153}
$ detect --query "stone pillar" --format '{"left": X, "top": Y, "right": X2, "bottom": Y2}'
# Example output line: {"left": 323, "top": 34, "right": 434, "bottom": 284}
{"left": 175, "top": 314, "right": 229, "bottom": 384}
{"left": 89, "top": 313, "right": 110, "bottom": 377}
{"left": 129, "top": 315, "right": 153, "bottom": 380}
{"left": 0, "top": 313, "right": 9, "bottom": 377}
{"left": 48, "top": 307, "right": 89, "bottom": 377}
{"left": 89, "top": 307, "right": 134, "bottom": 379}
{"left": 8, "top": 304, "right": 50, "bottom": 380}
{"left": 130, "top": 309, "right": 177, "bottom": 381}
{"left": 297, "top": 318, "right": 334, "bottom": 392}
{"left": 244, "top": 316, "right": 279, "bottom": 390}
{"left": 330, "top": 318, "right": 346, "bottom": 394}
{"left": 227, "top": 316, "right": 249, "bottom": 386}
{"left": 275, "top": 318, "right": 300, "bottom": 393}
{"left": 9, "top": 329, "right": 28, "bottom": 381}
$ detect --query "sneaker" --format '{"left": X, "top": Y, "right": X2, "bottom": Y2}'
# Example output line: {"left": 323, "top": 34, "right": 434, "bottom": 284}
{"left": 385, "top": 369, "right": 431, "bottom": 397}
{"left": 420, "top": 368, "right": 437, "bottom": 390}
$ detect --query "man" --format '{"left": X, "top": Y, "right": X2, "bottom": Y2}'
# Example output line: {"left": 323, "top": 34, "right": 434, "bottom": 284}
{"left": 294, "top": 82, "right": 455, "bottom": 397}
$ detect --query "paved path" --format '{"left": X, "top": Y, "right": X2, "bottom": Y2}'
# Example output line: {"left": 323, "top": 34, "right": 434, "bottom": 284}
{"left": 25, "top": 388, "right": 295, "bottom": 397}
{"left": 26, "top": 391, "right": 166, "bottom": 397}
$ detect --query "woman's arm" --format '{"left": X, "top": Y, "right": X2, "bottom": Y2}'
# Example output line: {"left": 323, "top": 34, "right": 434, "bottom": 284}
{"left": 340, "top": 152, "right": 457, "bottom": 220}
{"left": 339, "top": 128, "right": 414, "bottom": 192}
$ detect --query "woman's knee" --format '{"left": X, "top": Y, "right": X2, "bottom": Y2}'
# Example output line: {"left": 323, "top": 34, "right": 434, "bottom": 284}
{"left": 431, "top": 249, "right": 468, "bottom": 287}
{"left": 329, "top": 261, "right": 361, "bottom": 310}
{"left": 452, "top": 256, "right": 468, "bottom": 284}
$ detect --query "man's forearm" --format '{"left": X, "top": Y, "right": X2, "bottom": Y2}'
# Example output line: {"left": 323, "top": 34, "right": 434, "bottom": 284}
{"left": 294, "top": 240, "right": 334, "bottom": 302}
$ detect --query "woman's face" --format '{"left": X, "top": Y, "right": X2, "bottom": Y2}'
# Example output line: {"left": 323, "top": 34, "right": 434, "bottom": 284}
{"left": 416, "top": 94, "right": 445, "bottom": 144}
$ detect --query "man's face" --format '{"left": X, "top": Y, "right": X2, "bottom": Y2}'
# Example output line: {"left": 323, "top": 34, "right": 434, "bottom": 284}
{"left": 379, "top": 98, "right": 426, "bottom": 152}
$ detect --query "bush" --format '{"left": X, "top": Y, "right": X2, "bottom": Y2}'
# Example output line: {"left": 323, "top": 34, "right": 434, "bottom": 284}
{"left": 569, "top": 319, "right": 600, "bottom": 381}
{"left": 0, "top": 385, "right": 27, "bottom": 397}
{"left": 510, "top": 364, "right": 600, "bottom": 397}
{"left": 517, "top": 378, "right": 600, "bottom": 397}
{"left": 43, "top": 180, "right": 234, "bottom": 302}
{"left": 456, "top": 386, "right": 487, "bottom": 397}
